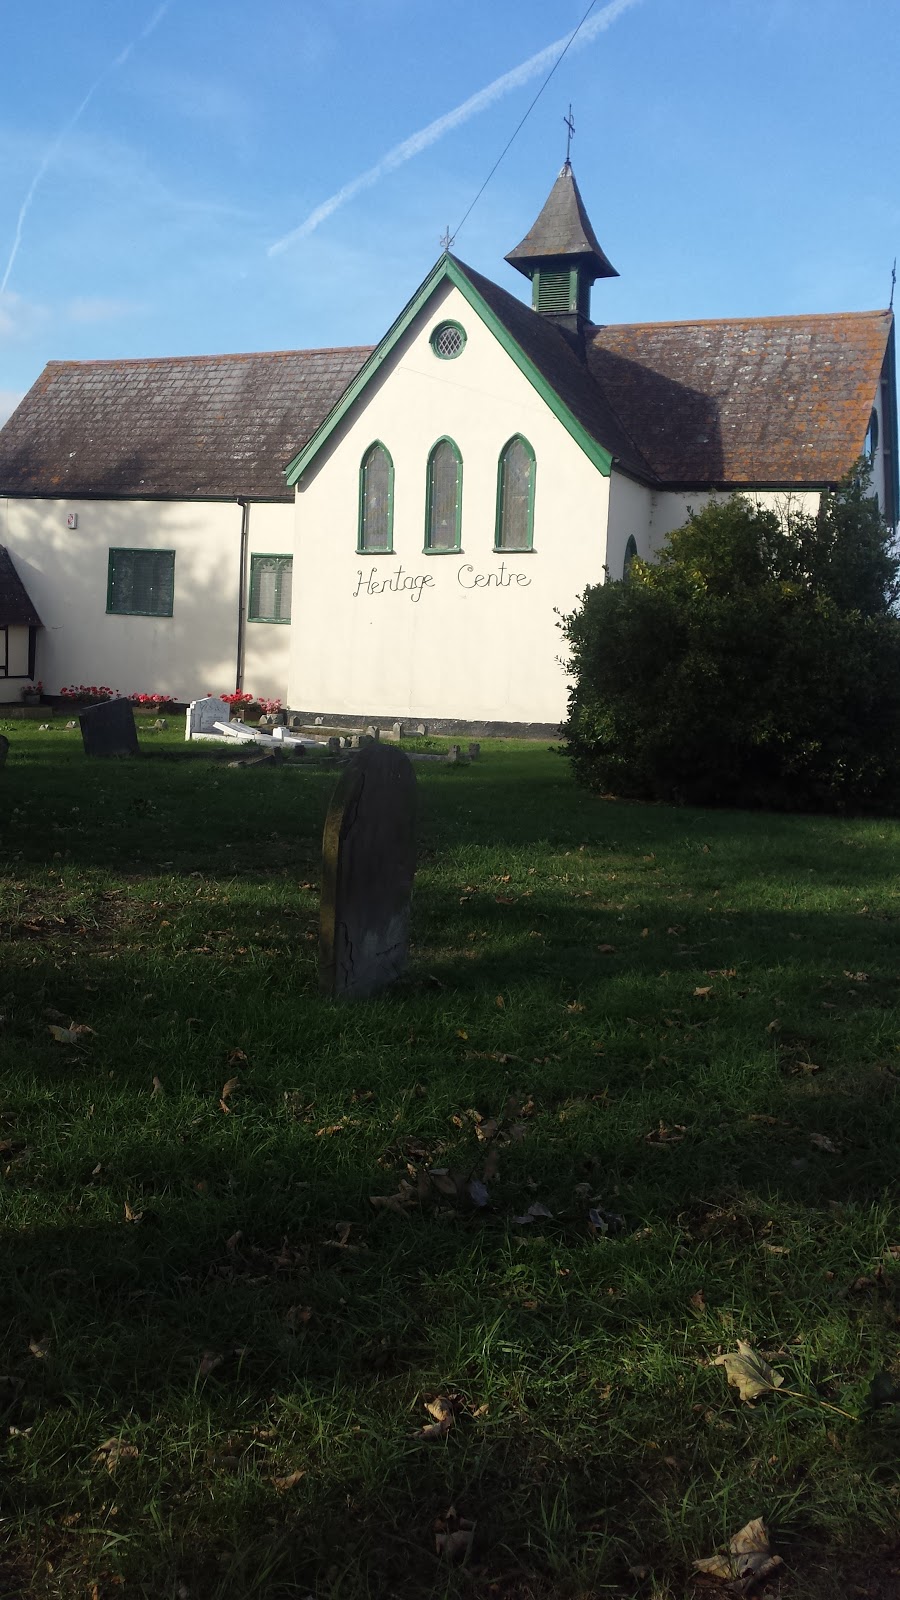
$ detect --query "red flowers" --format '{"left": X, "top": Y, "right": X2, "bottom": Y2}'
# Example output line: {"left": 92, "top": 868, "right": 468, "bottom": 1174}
{"left": 129, "top": 692, "right": 175, "bottom": 706}
{"left": 61, "top": 684, "right": 118, "bottom": 701}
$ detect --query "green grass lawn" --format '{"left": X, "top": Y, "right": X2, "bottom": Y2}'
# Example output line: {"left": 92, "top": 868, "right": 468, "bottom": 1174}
{"left": 0, "top": 720, "right": 898, "bottom": 1600}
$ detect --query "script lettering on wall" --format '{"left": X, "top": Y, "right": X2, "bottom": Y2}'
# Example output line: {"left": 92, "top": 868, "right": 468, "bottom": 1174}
{"left": 353, "top": 561, "right": 532, "bottom": 602}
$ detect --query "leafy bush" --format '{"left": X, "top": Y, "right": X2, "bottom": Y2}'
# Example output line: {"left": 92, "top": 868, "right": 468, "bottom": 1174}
{"left": 561, "top": 470, "right": 900, "bottom": 812}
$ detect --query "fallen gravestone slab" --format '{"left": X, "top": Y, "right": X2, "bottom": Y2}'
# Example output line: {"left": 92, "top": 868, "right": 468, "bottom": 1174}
{"left": 319, "top": 743, "right": 417, "bottom": 1001}
{"left": 79, "top": 698, "right": 139, "bottom": 758}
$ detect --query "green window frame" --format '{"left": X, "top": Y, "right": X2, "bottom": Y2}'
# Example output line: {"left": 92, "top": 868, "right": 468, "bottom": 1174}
{"left": 358, "top": 442, "right": 394, "bottom": 553}
{"left": 623, "top": 535, "right": 638, "bottom": 581}
{"left": 424, "top": 437, "right": 463, "bottom": 553}
{"left": 494, "top": 434, "right": 536, "bottom": 552}
{"left": 249, "top": 554, "right": 293, "bottom": 623}
{"left": 106, "top": 548, "right": 175, "bottom": 617}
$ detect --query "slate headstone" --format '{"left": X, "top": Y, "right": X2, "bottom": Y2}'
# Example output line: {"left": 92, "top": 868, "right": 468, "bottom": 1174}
{"left": 319, "top": 744, "right": 416, "bottom": 1001}
{"left": 468, "top": 742, "right": 481, "bottom": 760}
{"left": 0, "top": 734, "right": 9, "bottom": 768}
{"left": 186, "top": 696, "right": 230, "bottom": 739}
{"left": 79, "top": 697, "right": 139, "bottom": 758}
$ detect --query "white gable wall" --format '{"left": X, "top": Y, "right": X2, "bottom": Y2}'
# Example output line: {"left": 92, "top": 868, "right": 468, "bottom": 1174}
{"left": 289, "top": 281, "right": 610, "bottom": 725}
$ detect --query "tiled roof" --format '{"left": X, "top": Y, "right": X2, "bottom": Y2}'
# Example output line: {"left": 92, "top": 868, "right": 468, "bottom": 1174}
{"left": 454, "top": 259, "right": 651, "bottom": 478}
{"left": 0, "top": 546, "right": 41, "bottom": 626}
{"left": 588, "top": 311, "right": 892, "bottom": 486}
{"left": 505, "top": 162, "right": 618, "bottom": 280}
{"left": 0, "top": 346, "right": 372, "bottom": 501}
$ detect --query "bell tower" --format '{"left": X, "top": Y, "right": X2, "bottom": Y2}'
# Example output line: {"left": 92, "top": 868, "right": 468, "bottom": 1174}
{"left": 505, "top": 161, "right": 617, "bottom": 349}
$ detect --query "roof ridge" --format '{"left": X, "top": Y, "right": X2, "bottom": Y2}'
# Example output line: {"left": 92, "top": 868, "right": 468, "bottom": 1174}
{"left": 593, "top": 309, "right": 891, "bottom": 334}
{"left": 44, "top": 344, "right": 376, "bottom": 371}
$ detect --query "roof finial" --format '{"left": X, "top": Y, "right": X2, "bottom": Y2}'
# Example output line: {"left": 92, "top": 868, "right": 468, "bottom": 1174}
{"left": 564, "top": 104, "right": 575, "bottom": 165}
{"left": 890, "top": 256, "right": 896, "bottom": 312}
{"left": 440, "top": 224, "right": 452, "bottom": 252}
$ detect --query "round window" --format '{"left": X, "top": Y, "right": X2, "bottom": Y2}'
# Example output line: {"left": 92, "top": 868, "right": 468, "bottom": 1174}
{"left": 431, "top": 322, "right": 466, "bottom": 359}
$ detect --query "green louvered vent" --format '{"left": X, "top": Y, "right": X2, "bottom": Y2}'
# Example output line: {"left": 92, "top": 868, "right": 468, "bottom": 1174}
{"left": 536, "top": 271, "right": 572, "bottom": 313}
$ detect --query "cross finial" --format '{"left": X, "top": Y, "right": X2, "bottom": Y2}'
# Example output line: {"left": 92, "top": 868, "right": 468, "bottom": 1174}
{"left": 891, "top": 257, "right": 896, "bottom": 311}
{"left": 440, "top": 225, "right": 452, "bottom": 252}
{"left": 564, "top": 104, "right": 575, "bottom": 164}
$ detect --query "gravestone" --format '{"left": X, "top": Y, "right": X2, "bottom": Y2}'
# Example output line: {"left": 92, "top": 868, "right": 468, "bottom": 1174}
{"left": 0, "top": 734, "right": 9, "bottom": 768}
{"left": 319, "top": 744, "right": 416, "bottom": 1001}
{"left": 79, "top": 697, "right": 139, "bottom": 758}
{"left": 186, "top": 696, "right": 230, "bottom": 739}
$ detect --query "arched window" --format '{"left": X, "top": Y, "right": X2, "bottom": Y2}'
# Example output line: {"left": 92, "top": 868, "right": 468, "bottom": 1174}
{"left": 358, "top": 442, "right": 394, "bottom": 553}
{"left": 495, "top": 435, "right": 536, "bottom": 552}
{"left": 425, "top": 438, "right": 462, "bottom": 552}
{"left": 623, "top": 535, "right": 638, "bottom": 581}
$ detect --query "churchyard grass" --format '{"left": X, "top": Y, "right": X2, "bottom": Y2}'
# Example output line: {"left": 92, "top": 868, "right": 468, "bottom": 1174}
{"left": 1, "top": 721, "right": 898, "bottom": 1599}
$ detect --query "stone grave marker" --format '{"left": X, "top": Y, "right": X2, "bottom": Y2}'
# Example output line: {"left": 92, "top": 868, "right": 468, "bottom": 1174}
{"left": 79, "top": 697, "right": 139, "bottom": 758}
{"left": 319, "top": 743, "right": 416, "bottom": 1001}
{"left": 0, "top": 734, "right": 9, "bottom": 768}
{"left": 186, "top": 696, "right": 230, "bottom": 739}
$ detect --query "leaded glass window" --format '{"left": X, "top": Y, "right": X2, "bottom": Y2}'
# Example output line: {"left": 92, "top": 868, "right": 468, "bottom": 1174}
{"left": 495, "top": 435, "right": 535, "bottom": 551}
{"left": 425, "top": 438, "right": 462, "bottom": 551}
{"left": 623, "top": 535, "right": 638, "bottom": 582}
{"left": 249, "top": 555, "right": 292, "bottom": 622}
{"left": 358, "top": 443, "right": 394, "bottom": 552}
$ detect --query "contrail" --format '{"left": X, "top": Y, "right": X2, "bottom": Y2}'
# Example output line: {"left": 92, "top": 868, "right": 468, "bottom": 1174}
{"left": 1, "top": 1, "right": 173, "bottom": 295}
{"left": 268, "top": 0, "right": 640, "bottom": 257}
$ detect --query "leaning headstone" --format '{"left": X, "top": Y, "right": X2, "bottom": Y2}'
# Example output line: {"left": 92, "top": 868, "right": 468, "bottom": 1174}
{"left": 79, "top": 698, "right": 139, "bottom": 758}
{"left": 365, "top": 725, "right": 381, "bottom": 741}
{"left": 0, "top": 734, "right": 9, "bottom": 768}
{"left": 186, "top": 696, "right": 230, "bottom": 740}
{"left": 319, "top": 744, "right": 416, "bottom": 1001}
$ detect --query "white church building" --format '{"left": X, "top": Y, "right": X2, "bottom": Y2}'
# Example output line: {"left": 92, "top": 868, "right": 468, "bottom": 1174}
{"left": 0, "top": 163, "right": 896, "bottom": 727}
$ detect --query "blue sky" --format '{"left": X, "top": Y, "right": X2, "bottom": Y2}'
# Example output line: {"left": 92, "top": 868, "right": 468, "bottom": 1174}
{"left": 1, "top": 0, "right": 897, "bottom": 422}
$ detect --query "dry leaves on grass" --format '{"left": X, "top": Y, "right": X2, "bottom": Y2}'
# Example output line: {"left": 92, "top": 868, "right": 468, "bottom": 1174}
{"left": 219, "top": 1076, "right": 239, "bottom": 1114}
{"left": 413, "top": 1395, "right": 455, "bottom": 1441}
{"left": 714, "top": 1341, "right": 784, "bottom": 1403}
{"left": 693, "top": 1516, "right": 783, "bottom": 1593}
{"left": 94, "top": 1437, "right": 139, "bottom": 1474}
{"left": 273, "top": 1470, "right": 305, "bottom": 1491}
{"left": 48, "top": 1023, "right": 94, "bottom": 1045}
{"left": 645, "top": 1121, "right": 687, "bottom": 1145}
{"left": 809, "top": 1132, "right": 841, "bottom": 1154}
{"left": 513, "top": 1200, "right": 553, "bottom": 1226}
{"left": 28, "top": 1336, "right": 50, "bottom": 1360}
{"left": 434, "top": 1505, "right": 475, "bottom": 1562}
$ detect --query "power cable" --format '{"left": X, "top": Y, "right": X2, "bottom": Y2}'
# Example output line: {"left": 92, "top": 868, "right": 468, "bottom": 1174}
{"left": 447, "top": 0, "right": 599, "bottom": 248}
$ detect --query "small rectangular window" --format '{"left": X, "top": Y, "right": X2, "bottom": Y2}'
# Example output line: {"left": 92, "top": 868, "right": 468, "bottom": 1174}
{"left": 249, "top": 554, "right": 293, "bottom": 623}
{"left": 107, "top": 549, "right": 175, "bottom": 616}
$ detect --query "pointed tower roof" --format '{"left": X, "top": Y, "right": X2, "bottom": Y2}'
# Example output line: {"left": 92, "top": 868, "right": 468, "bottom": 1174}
{"left": 505, "top": 161, "right": 618, "bottom": 281}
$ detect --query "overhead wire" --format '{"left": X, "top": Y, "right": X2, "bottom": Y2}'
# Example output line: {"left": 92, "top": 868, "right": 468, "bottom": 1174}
{"left": 447, "top": 0, "right": 599, "bottom": 248}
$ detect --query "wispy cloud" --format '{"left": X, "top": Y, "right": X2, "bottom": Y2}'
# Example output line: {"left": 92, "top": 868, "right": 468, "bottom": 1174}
{"left": 66, "top": 295, "right": 150, "bottom": 324}
{"left": 0, "top": 388, "right": 25, "bottom": 425}
{"left": 0, "top": 290, "right": 47, "bottom": 341}
{"left": 268, "top": 0, "right": 641, "bottom": 256}
{"left": 0, "top": 0, "right": 175, "bottom": 294}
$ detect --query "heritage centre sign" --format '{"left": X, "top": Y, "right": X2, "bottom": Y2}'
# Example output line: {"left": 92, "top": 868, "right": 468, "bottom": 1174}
{"left": 353, "top": 561, "right": 533, "bottom": 604}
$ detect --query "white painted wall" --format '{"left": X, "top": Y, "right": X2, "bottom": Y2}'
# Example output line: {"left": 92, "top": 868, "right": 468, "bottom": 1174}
{"left": 289, "top": 280, "right": 610, "bottom": 725}
{"left": 607, "top": 473, "right": 654, "bottom": 577}
{"left": 243, "top": 501, "right": 294, "bottom": 704}
{"left": 0, "top": 496, "right": 292, "bottom": 703}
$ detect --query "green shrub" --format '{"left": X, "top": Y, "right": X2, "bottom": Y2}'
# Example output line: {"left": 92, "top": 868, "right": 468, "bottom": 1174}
{"left": 561, "top": 473, "right": 900, "bottom": 812}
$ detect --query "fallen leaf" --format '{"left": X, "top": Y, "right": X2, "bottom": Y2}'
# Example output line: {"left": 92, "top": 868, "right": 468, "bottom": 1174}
{"left": 714, "top": 1341, "right": 784, "bottom": 1403}
{"left": 414, "top": 1395, "right": 454, "bottom": 1440}
{"left": 151, "top": 1075, "right": 163, "bottom": 1096}
{"left": 495, "top": 994, "right": 505, "bottom": 1009}
{"left": 513, "top": 1200, "right": 553, "bottom": 1225}
{"left": 48, "top": 1024, "right": 93, "bottom": 1045}
{"left": 434, "top": 1505, "right": 475, "bottom": 1562}
{"left": 598, "top": 943, "right": 616, "bottom": 955}
{"left": 94, "top": 1437, "right": 139, "bottom": 1474}
{"left": 693, "top": 986, "right": 713, "bottom": 999}
{"left": 123, "top": 1201, "right": 143, "bottom": 1224}
{"left": 220, "top": 1076, "right": 239, "bottom": 1101}
{"left": 645, "top": 1121, "right": 687, "bottom": 1145}
{"left": 198, "top": 1350, "right": 224, "bottom": 1378}
{"left": 474, "top": 1117, "right": 498, "bottom": 1142}
{"left": 273, "top": 1470, "right": 305, "bottom": 1491}
{"left": 28, "top": 1336, "right": 50, "bottom": 1360}
{"left": 810, "top": 1132, "right": 840, "bottom": 1154}
{"left": 693, "top": 1515, "right": 783, "bottom": 1592}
